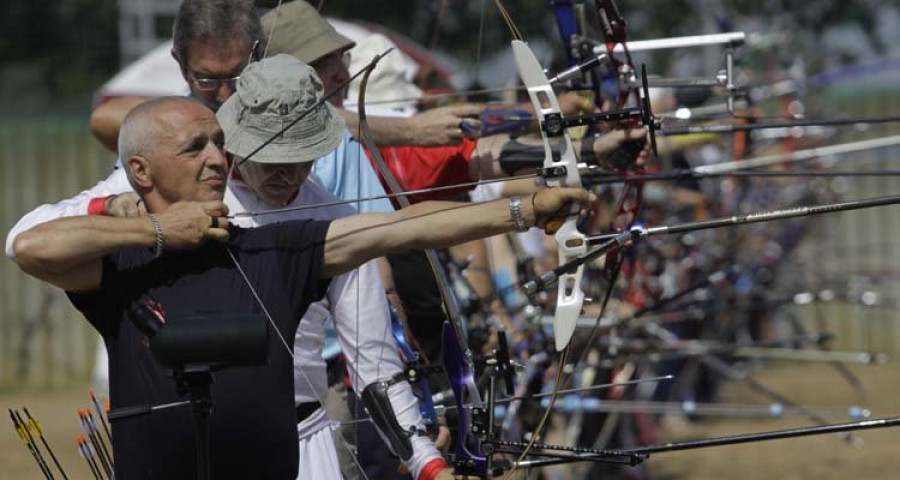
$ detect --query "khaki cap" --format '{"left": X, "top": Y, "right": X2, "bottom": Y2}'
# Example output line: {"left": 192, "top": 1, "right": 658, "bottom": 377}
{"left": 262, "top": 1, "right": 355, "bottom": 64}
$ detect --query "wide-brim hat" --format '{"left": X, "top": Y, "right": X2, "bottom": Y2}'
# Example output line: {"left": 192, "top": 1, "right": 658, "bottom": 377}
{"left": 261, "top": 1, "right": 355, "bottom": 64}
{"left": 217, "top": 54, "right": 344, "bottom": 163}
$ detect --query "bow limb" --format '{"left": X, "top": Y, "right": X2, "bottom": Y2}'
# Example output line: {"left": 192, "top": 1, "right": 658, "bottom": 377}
{"left": 356, "top": 54, "right": 487, "bottom": 476}
{"left": 357, "top": 53, "right": 474, "bottom": 383}
{"left": 544, "top": 1, "right": 649, "bottom": 459}
{"left": 389, "top": 304, "right": 440, "bottom": 430}
{"left": 550, "top": 0, "right": 582, "bottom": 67}
{"left": 511, "top": 40, "right": 587, "bottom": 353}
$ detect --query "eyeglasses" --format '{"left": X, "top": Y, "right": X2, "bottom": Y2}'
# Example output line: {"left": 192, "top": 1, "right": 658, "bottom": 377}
{"left": 189, "top": 40, "right": 260, "bottom": 92}
{"left": 191, "top": 74, "right": 241, "bottom": 92}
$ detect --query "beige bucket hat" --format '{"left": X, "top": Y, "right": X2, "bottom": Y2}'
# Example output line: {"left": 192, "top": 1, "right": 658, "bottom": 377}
{"left": 217, "top": 54, "right": 345, "bottom": 163}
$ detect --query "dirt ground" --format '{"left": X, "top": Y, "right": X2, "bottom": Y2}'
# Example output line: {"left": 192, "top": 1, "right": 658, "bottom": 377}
{"left": 1, "top": 362, "right": 898, "bottom": 479}
{"left": 642, "top": 361, "right": 900, "bottom": 480}
{"left": 0, "top": 387, "right": 100, "bottom": 479}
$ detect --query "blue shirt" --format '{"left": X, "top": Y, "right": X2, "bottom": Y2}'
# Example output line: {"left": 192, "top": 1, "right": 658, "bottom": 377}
{"left": 311, "top": 130, "right": 395, "bottom": 214}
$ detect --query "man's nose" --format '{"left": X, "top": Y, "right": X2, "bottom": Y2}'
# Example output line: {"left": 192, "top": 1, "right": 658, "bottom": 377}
{"left": 333, "top": 68, "right": 350, "bottom": 92}
{"left": 206, "top": 145, "right": 229, "bottom": 168}
{"left": 216, "top": 82, "right": 236, "bottom": 105}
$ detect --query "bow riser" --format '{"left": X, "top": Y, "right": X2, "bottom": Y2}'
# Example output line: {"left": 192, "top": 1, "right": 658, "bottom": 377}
{"left": 512, "top": 39, "right": 588, "bottom": 352}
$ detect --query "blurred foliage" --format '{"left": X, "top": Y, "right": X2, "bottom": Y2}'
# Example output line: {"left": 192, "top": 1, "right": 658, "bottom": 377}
{"left": 0, "top": 0, "right": 119, "bottom": 112}
{"left": 0, "top": 0, "right": 893, "bottom": 111}
{"left": 728, "top": 0, "right": 879, "bottom": 37}
{"left": 320, "top": 0, "right": 891, "bottom": 76}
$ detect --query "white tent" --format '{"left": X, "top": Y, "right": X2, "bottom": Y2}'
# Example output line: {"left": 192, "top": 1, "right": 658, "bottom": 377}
{"left": 93, "top": 40, "right": 187, "bottom": 105}
{"left": 93, "top": 21, "right": 460, "bottom": 107}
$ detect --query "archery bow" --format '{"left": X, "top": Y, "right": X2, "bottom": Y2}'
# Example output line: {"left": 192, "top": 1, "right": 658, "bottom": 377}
{"left": 356, "top": 49, "right": 489, "bottom": 477}
{"left": 494, "top": 1, "right": 653, "bottom": 474}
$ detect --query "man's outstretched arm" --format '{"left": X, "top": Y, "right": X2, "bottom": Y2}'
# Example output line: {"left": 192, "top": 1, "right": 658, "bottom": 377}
{"left": 340, "top": 104, "right": 484, "bottom": 147}
{"left": 322, "top": 186, "right": 593, "bottom": 278}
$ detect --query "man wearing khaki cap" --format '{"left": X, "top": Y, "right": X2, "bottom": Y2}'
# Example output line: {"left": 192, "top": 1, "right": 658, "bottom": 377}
{"left": 262, "top": 0, "right": 484, "bottom": 148}
{"left": 218, "top": 54, "right": 450, "bottom": 480}
{"left": 89, "top": 0, "right": 478, "bottom": 154}
{"left": 261, "top": 8, "right": 482, "bottom": 478}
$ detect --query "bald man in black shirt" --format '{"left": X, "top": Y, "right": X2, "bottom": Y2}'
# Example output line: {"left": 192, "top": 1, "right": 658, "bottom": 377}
{"left": 13, "top": 96, "right": 592, "bottom": 479}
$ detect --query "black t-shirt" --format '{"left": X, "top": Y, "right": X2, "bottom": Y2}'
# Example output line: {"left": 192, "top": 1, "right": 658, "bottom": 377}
{"left": 68, "top": 220, "right": 331, "bottom": 480}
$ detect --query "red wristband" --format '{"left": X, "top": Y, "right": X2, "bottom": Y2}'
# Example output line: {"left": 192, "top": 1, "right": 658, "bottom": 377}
{"left": 418, "top": 458, "right": 450, "bottom": 480}
{"left": 88, "top": 196, "right": 115, "bottom": 216}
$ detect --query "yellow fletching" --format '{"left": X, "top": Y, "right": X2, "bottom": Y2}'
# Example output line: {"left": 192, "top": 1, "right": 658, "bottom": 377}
{"left": 15, "top": 425, "right": 29, "bottom": 444}
{"left": 27, "top": 418, "right": 42, "bottom": 436}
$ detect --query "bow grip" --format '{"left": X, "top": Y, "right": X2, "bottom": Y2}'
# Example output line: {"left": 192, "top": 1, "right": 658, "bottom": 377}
{"left": 553, "top": 223, "right": 588, "bottom": 351}
{"left": 544, "top": 218, "right": 565, "bottom": 235}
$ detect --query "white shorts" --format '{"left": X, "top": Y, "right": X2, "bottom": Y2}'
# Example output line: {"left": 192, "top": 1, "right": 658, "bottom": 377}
{"left": 297, "top": 409, "right": 342, "bottom": 479}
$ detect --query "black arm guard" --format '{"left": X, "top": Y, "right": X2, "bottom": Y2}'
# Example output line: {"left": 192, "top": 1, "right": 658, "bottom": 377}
{"left": 499, "top": 139, "right": 561, "bottom": 175}
{"left": 361, "top": 374, "right": 415, "bottom": 461}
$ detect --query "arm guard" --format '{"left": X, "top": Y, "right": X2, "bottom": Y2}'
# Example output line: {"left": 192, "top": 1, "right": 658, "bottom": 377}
{"left": 498, "top": 139, "right": 558, "bottom": 175}
{"left": 360, "top": 372, "right": 424, "bottom": 461}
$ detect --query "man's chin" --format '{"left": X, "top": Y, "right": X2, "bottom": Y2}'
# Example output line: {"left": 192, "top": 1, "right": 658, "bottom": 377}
{"left": 199, "top": 189, "right": 226, "bottom": 202}
{"left": 260, "top": 193, "right": 294, "bottom": 207}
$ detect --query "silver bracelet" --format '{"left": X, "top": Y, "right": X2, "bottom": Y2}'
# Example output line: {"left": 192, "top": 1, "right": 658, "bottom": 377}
{"left": 509, "top": 196, "right": 528, "bottom": 233}
{"left": 148, "top": 214, "right": 164, "bottom": 258}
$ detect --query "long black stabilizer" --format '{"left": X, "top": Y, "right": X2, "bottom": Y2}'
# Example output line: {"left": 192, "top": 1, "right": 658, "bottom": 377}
{"left": 628, "top": 416, "right": 900, "bottom": 454}
{"left": 524, "top": 194, "right": 900, "bottom": 294}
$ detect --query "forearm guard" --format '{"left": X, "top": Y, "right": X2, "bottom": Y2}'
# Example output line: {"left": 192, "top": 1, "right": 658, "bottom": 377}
{"left": 498, "top": 139, "right": 557, "bottom": 175}
{"left": 361, "top": 373, "right": 419, "bottom": 461}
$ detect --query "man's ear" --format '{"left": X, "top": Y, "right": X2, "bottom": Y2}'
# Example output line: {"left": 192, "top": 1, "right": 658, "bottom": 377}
{"left": 172, "top": 48, "right": 190, "bottom": 83}
{"left": 128, "top": 155, "right": 153, "bottom": 190}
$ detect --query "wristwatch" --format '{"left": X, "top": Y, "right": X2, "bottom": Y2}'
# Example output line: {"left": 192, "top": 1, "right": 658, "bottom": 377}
{"left": 509, "top": 196, "right": 528, "bottom": 232}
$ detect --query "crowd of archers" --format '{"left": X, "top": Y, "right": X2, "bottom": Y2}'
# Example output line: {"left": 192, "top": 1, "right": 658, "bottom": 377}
{"left": 7, "top": 1, "right": 900, "bottom": 479}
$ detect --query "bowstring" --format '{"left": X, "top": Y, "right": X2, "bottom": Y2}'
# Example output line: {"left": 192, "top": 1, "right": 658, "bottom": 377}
{"left": 225, "top": 247, "right": 294, "bottom": 358}
{"left": 492, "top": 0, "right": 522, "bottom": 41}
{"left": 504, "top": 346, "right": 569, "bottom": 480}
{"left": 261, "top": 0, "right": 285, "bottom": 60}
